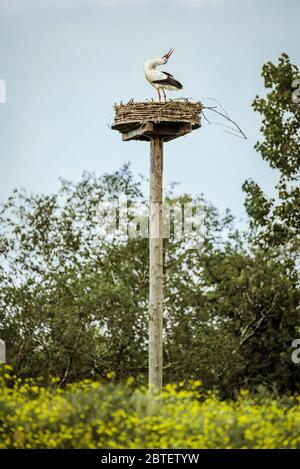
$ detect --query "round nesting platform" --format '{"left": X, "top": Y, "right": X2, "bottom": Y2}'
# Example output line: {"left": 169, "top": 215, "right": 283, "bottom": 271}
{"left": 112, "top": 100, "right": 202, "bottom": 142}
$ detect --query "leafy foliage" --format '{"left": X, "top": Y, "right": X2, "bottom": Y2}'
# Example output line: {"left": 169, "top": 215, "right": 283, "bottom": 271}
{"left": 243, "top": 53, "right": 300, "bottom": 249}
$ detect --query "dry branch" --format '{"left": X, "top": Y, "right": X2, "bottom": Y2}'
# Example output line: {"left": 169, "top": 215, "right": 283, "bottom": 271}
{"left": 202, "top": 100, "right": 247, "bottom": 140}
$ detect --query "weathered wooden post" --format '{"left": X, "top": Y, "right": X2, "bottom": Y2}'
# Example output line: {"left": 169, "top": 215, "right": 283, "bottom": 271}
{"left": 0, "top": 339, "right": 6, "bottom": 363}
{"left": 112, "top": 101, "right": 202, "bottom": 391}
{"left": 149, "top": 136, "right": 164, "bottom": 389}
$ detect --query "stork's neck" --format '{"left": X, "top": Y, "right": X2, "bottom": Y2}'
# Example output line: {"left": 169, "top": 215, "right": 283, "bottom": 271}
{"left": 144, "top": 58, "right": 165, "bottom": 71}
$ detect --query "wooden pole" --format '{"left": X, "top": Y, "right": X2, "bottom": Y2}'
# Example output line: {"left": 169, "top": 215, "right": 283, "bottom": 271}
{"left": 149, "top": 136, "right": 163, "bottom": 391}
{"left": 0, "top": 339, "right": 6, "bottom": 363}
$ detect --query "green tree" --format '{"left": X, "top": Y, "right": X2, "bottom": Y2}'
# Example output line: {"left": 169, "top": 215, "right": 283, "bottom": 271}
{"left": 243, "top": 53, "right": 300, "bottom": 250}
{"left": 0, "top": 166, "right": 243, "bottom": 388}
{"left": 239, "top": 54, "right": 300, "bottom": 393}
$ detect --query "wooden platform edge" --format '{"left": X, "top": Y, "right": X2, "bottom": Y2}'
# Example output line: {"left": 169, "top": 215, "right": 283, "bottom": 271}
{"left": 122, "top": 122, "right": 194, "bottom": 142}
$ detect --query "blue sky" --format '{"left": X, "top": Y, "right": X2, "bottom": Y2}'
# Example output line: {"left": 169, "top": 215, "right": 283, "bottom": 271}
{"left": 0, "top": 0, "right": 299, "bottom": 225}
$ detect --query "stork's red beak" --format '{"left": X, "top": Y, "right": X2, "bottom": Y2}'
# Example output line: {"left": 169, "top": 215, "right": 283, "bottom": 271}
{"left": 162, "top": 47, "right": 175, "bottom": 60}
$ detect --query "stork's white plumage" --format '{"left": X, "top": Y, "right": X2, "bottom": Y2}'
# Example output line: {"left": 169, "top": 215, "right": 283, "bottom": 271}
{"left": 144, "top": 48, "right": 183, "bottom": 102}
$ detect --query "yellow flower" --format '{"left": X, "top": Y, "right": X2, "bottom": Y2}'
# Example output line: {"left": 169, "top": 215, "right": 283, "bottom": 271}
{"left": 1, "top": 374, "right": 300, "bottom": 449}
{"left": 127, "top": 376, "right": 135, "bottom": 385}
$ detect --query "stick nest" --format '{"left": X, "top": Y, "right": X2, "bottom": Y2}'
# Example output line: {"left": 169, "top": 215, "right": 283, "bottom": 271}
{"left": 112, "top": 100, "right": 202, "bottom": 132}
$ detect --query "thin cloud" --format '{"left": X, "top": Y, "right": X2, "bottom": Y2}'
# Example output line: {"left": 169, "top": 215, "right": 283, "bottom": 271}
{"left": 0, "top": 0, "right": 226, "bottom": 14}
{"left": 176, "top": 0, "right": 225, "bottom": 6}
{"left": 0, "top": 0, "right": 144, "bottom": 11}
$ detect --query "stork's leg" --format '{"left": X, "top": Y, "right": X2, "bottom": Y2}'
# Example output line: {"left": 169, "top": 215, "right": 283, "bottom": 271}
{"left": 162, "top": 89, "right": 166, "bottom": 102}
{"left": 157, "top": 88, "right": 161, "bottom": 103}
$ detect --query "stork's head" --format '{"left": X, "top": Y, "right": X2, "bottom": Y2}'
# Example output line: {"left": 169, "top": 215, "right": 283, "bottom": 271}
{"left": 161, "top": 47, "right": 175, "bottom": 64}
{"left": 143, "top": 48, "right": 175, "bottom": 71}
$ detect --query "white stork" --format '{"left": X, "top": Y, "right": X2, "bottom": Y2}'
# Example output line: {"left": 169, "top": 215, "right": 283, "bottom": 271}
{"left": 144, "top": 48, "right": 183, "bottom": 102}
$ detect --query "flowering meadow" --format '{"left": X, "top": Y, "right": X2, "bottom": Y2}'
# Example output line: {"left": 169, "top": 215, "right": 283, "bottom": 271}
{"left": 0, "top": 364, "right": 300, "bottom": 449}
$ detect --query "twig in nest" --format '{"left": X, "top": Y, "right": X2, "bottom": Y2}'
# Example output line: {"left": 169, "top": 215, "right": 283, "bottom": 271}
{"left": 212, "top": 121, "right": 244, "bottom": 135}
{"left": 204, "top": 97, "right": 230, "bottom": 119}
{"left": 203, "top": 100, "right": 247, "bottom": 140}
{"left": 223, "top": 130, "right": 247, "bottom": 140}
{"left": 212, "top": 121, "right": 247, "bottom": 139}
{"left": 201, "top": 110, "right": 211, "bottom": 125}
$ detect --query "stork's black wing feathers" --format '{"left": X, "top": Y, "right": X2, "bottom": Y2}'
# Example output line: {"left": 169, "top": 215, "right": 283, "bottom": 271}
{"left": 162, "top": 71, "right": 175, "bottom": 78}
{"left": 152, "top": 73, "right": 183, "bottom": 89}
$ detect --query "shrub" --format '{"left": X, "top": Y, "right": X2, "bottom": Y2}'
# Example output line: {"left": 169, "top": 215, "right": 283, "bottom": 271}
{"left": 0, "top": 365, "right": 299, "bottom": 449}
